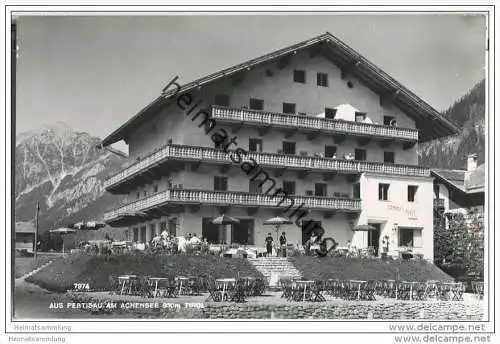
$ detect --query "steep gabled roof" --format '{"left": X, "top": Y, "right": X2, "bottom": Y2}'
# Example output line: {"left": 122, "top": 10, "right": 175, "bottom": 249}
{"left": 431, "top": 163, "right": 485, "bottom": 195}
{"left": 101, "top": 32, "right": 458, "bottom": 147}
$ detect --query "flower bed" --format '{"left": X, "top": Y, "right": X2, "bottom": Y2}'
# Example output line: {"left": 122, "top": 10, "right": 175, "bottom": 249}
{"left": 26, "top": 252, "right": 263, "bottom": 293}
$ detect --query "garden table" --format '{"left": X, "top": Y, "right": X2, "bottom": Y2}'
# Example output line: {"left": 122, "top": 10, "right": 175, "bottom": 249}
{"left": 149, "top": 277, "right": 170, "bottom": 297}
{"left": 349, "top": 280, "right": 367, "bottom": 300}
{"left": 175, "top": 276, "right": 189, "bottom": 296}
{"left": 216, "top": 278, "right": 236, "bottom": 302}
{"left": 118, "top": 275, "right": 138, "bottom": 295}
{"left": 295, "top": 280, "right": 315, "bottom": 301}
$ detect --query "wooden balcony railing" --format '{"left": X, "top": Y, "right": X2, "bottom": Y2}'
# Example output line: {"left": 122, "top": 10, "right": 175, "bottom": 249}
{"left": 104, "top": 144, "right": 430, "bottom": 190}
{"left": 104, "top": 189, "right": 361, "bottom": 221}
{"left": 211, "top": 105, "right": 419, "bottom": 141}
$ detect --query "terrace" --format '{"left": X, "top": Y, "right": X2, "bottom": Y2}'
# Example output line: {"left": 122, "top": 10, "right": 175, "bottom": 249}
{"left": 104, "top": 144, "right": 430, "bottom": 192}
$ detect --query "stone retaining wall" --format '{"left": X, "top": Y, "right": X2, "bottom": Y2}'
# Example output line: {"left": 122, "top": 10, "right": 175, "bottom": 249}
{"left": 203, "top": 302, "right": 483, "bottom": 320}
{"left": 68, "top": 292, "right": 483, "bottom": 320}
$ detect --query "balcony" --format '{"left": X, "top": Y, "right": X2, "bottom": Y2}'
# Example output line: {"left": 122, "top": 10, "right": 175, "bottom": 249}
{"left": 104, "top": 144, "right": 430, "bottom": 192}
{"left": 104, "top": 189, "right": 361, "bottom": 225}
{"left": 211, "top": 105, "right": 419, "bottom": 142}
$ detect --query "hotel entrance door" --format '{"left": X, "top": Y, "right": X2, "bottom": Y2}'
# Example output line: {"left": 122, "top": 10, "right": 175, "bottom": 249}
{"left": 232, "top": 219, "right": 254, "bottom": 245}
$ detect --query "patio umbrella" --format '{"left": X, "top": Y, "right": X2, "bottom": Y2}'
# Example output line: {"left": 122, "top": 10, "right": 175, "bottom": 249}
{"left": 50, "top": 227, "right": 76, "bottom": 254}
{"left": 352, "top": 224, "right": 376, "bottom": 231}
{"left": 212, "top": 214, "right": 240, "bottom": 244}
{"left": 264, "top": 216, "right": 292, "bottom": 242}
{"left": 211, "top": 214, "right": 240, "bottom": 225}
{"left": 68, "top": 221, "right": 85, "bottom": 230}
{"left": 68, "top": 220, "right": 106, "bottom": 242}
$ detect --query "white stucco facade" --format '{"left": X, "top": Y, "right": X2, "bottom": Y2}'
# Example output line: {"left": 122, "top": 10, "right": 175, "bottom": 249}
{"left": 104, "top": 46, "right": 440, "bottom": 260}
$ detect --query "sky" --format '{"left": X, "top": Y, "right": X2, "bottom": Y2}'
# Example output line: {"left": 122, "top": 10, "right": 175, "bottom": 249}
{"left": 16, "top": 14, "right": 486, "bottom": 150}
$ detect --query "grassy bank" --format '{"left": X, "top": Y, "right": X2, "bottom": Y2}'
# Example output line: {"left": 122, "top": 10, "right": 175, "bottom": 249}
{"left": 289, "top": 256, "right": 454, "bottom": 282}
{"left": 15, "top": 254, "right": 57, "bottom": 278}
{"left": 26, "top": 253, "right": 263, "bottom": 293}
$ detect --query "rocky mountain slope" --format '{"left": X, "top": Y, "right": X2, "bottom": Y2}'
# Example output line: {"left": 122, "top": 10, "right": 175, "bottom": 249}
{"left": 15, "top": 123, "right": 126, "bottom": 235}
{"left": 418, "top": 79, "right": 485, "bottom": 170}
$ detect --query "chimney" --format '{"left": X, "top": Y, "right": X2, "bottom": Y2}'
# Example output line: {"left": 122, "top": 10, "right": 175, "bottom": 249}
{"left": 467, "top": 153, "right": 478, "bottom": 172}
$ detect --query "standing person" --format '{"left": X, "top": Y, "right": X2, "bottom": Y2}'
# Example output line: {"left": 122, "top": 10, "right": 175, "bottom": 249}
{"left": 265, "top": 233, "right": 274, "bottom": 257}
{"left": 279, "top": 232, "right": 287, "bottom": 257}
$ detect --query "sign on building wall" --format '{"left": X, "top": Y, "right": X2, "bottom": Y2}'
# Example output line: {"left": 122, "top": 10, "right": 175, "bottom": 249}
{"left": 386, "top": 204, "right": 417, "bottom": 218}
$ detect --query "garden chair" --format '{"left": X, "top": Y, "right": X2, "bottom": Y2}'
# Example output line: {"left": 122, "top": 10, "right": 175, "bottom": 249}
{"left": 361, "top": 280, "right": 377, "bottom": 301}
{"left": 344, "top": 281, "right": 360, "bottom": 301}
{"left": 290, "top": 283, "right": 304, "bottom": 301}
{"left": 472, "top": 281, "right": 484, "bottom": 300}
{"left": 451, "top": 283, "right": 465, "bottom": 301}
{"left": 230, "top": 279, "right": 247, "bottom": 303}
{"left": 424, "top": 280, "right": 441, "bottom": 300}
{"left": 244, "top": 278, "right": 256, "bottom": 297}
{"left": 280, "top": 279, "right": 294, "bottom": 300}
{"left": 108, "top": 275, "right": 120, "bottom": 295}
{"left": 223, "top": 282, "right": 236, "bottom": 302}
{"left": 438, "top": 283, "right": 452, "bottom": 301}
{"left": 189, "top": 277, "right": 204, "bottom": 296}
{"left": 252, "top": 278, "right": 266, "bottom": 296}
{"left": 207, "top": 278, "right": 222, "bottom": 302}
{"left": 413, "top": 282, "right": 427, "bottom": 301}
{"left": 312, "top": 280, "right": 326, "bottom": 302}
{"left": 374, "top": 280, "right": 385, "bottom": 297}
{"left": 136, "top": 276, "right": 153, "bottom": 298}
{"left": 161, "top": 277, "right": 178, "bottom": 298}
{"left": 383, "top": 280, "right": 398, "bottom": 299}
{"left": 397, "top": 282, "right": 411, "bottom": 300}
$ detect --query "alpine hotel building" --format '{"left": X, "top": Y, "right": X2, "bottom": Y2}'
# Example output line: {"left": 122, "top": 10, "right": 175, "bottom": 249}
{"left": 101, "top": 33, "right": 457, "bottom": 260}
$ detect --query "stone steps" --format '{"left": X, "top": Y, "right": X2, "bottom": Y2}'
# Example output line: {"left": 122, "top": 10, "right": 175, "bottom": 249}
{"left": 247, "top": 257, "right": 302, "bottom": 285}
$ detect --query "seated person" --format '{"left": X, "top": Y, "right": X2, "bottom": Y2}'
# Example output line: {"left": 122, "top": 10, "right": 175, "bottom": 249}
{"left": 190, "top": 233, "right": 201, "bottom": 245}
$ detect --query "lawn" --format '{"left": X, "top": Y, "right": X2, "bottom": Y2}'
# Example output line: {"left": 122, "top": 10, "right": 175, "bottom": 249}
{"left": 15, "top": 254, "right": 55, "bottom": 278}
{"left": 289, "top": 256, "right": 454, "bottom": 282}
{"left": 26, "top": 253, "right": 263, "bottom": 293}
